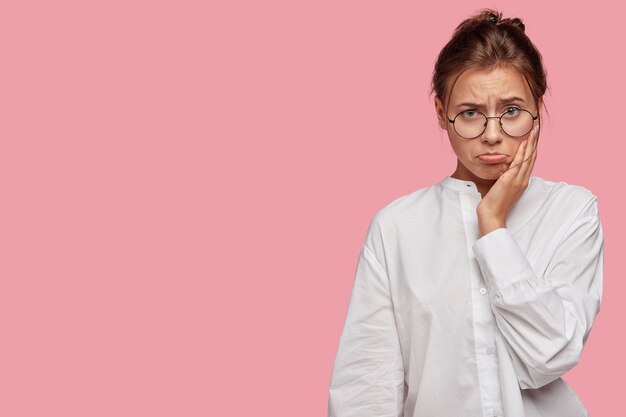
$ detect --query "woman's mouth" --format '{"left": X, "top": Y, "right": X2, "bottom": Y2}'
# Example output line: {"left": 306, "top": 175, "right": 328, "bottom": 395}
{"left": 477, "top": 154, "right": 507, "bottom": 164}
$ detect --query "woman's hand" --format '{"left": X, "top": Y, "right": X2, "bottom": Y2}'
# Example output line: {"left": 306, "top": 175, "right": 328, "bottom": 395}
{"left": 477, "top": 124, "right": 539, "bottom": 237}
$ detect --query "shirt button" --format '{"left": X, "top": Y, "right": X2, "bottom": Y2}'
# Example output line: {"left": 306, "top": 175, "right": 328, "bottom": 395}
{"left": 479, "top": 287, "right": 487, "bottom": 295}
{"left": 486, "top": 347, "right": 495, "bottom": 355}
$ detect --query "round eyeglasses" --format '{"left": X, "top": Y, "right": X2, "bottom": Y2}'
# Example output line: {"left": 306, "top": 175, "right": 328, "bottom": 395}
{"left": 447, "top": 107, "right": 539, "bottom": 139}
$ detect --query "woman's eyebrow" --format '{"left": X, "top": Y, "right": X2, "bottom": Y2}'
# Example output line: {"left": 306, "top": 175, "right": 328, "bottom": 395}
{"left": 456, "top": 96, "right": 527, "bottom": 108}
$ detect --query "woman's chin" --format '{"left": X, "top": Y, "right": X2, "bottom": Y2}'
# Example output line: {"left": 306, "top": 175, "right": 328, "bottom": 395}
{"left": 474, "top": 166, "right": 507, "bottom": 180}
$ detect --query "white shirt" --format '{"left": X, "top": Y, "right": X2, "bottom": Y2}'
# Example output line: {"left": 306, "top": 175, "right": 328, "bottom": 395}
{"left": 328, "top": 175, "right": 604, "bottom": 417}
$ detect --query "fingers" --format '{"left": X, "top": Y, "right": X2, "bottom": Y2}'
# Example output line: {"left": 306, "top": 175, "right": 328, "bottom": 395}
{"left": 503, "top": 130, "right": 529, "bottom": 177}
{"left": 506, "top": 124, "right": 538, "bottom": 176}
{"left": 518, "top": 125, "right": 539, "bottom": 179}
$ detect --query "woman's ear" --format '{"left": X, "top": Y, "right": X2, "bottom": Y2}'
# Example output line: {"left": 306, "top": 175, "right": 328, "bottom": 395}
{"left": 434, "top": 95, "right": 447, "bottom": 130}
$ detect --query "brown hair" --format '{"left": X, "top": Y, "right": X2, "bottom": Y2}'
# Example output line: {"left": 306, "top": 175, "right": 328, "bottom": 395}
{"left": 430, "top": 8, "right": 549, "bottom": 120}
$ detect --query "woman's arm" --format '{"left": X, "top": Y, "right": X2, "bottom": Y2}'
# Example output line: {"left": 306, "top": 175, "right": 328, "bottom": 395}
{"left": 328, "top": 220, "right": 405, "bottom": 417}
{"left": 472, "top": 196, "right": 604, "bottom": 389}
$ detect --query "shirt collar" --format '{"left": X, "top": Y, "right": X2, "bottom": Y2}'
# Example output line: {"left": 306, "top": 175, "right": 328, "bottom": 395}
{"left": 438, "top": 175, "right": 537, "bottom": 195}
{"left": 439, "top": 176, "right": 481, "bottom": 194}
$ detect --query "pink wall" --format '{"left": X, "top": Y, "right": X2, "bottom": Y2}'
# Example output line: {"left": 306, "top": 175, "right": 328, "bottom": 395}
{"left": 1, "top": 1, "right": 623, "bottom": 415}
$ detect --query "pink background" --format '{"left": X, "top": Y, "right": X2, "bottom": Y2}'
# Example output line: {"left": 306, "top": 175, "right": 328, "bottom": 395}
{"left": 1, "top": 1, "right": 623, "bottom": 416}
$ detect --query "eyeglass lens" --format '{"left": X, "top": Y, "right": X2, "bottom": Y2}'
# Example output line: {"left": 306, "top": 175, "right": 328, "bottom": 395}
{"left": 454, "top": 108, "right": 534, "bottom": 139}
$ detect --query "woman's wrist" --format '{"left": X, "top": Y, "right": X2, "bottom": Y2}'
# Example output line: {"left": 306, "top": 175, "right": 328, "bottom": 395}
{"left": 477, "top": 214, "right": 507, "bottom": 237}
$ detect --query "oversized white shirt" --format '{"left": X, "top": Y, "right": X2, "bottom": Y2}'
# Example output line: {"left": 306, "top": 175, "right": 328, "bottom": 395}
{"left": 328, "top": 175, "right": 604, "bottom": 417}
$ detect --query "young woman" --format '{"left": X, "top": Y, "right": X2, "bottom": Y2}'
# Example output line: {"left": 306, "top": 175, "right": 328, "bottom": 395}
{"left": 328, "top": 9, "right": 603, "bottom": 417}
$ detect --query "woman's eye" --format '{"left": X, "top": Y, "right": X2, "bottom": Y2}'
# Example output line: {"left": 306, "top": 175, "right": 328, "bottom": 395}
{"left": 504, "top": 107, "right": 520, "bottom": 115}
{"left": 461, "top": 110, "right": 478, "bottom": 118}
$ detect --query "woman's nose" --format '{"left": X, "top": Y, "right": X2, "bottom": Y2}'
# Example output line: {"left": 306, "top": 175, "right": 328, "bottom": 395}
{"left": 482, "top": 117, "right": 503, "bottom": 142}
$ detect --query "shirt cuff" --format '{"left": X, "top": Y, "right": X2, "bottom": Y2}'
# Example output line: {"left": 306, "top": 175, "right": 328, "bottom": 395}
{"left": 472, "top": 227, "right": 536, "bottom": 292}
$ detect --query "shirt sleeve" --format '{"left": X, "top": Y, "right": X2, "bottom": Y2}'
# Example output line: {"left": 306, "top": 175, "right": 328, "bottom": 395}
{"left": 471, "top": 196, "right": 604, "bottom": 390}
{"left": 328, "top": 243, "right": 405, "bottom": 417}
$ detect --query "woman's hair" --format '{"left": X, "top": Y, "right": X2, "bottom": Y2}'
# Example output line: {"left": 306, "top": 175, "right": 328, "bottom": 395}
{"left": 430, "top": 8, "right": 549, "bottom": 118}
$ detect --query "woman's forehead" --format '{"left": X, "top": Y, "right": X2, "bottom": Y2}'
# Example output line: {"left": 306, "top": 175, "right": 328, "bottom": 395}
{"left": 448, "top": 67, "right": 532, "bottom": 103}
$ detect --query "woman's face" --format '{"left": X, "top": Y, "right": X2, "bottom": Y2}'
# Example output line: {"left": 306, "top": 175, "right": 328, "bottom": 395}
{"left": 434, "top": 66, "right": 542, "bottom": 182}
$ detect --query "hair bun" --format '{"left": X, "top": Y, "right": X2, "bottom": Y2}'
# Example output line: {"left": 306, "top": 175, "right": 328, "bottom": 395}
{"left": 481, "top": 10, "right": 526, "bottom": 32}
{"left": 508, "top": 17, "right": 526, "bottom": 32}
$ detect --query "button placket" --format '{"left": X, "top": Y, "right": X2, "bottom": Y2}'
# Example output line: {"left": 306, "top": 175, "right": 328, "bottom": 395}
{"left": 460, "top": 192, "right": 502, "bottom": 416}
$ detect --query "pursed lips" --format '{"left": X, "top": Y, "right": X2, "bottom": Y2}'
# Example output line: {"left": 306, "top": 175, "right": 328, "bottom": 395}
{"left": 476, "top": 153, "right": 509, "bottom": 164}
{"left": 477, "top": 152, "right": 507, "bottom": 157}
